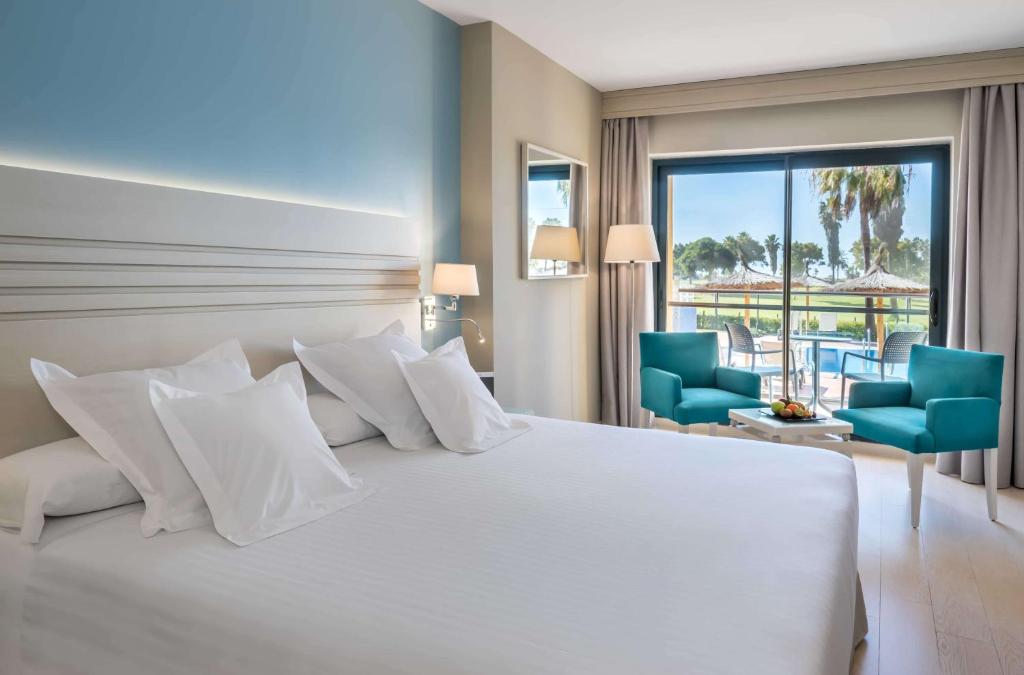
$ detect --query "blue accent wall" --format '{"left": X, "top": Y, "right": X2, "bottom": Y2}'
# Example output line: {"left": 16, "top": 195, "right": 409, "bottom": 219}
{"left": 0, "top": 0, "right": 461, "bottom": 347}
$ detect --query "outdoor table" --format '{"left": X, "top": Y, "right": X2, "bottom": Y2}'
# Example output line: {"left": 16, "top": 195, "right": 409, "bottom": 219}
{"left": 789, "top": 333, "right": 854, "bottom": 411}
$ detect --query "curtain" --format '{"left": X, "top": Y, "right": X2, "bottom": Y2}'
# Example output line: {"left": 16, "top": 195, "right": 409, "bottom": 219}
{"left": 599, "top": 117, "right": 652, "bottom": 427}
{"left": 937, "top": 84, "right": 1024, "bottom": 488}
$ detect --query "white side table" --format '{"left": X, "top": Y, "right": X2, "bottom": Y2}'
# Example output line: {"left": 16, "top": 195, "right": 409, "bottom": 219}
{"left": 728, "top": 407, "right": 852, "bottom": 444}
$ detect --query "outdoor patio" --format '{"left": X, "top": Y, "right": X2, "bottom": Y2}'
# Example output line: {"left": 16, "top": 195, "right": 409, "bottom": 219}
{"left": 668, "top": 256, "right": 930, "bottom": 411}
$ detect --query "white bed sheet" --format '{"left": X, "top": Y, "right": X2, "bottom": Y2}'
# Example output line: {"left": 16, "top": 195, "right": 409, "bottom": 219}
{"left": 0, "top": 416, "right": 860, "bottom": 675}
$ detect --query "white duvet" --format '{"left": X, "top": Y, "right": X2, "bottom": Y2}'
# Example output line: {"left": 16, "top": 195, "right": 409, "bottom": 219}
{"left": 0, "top": 416, "right": 860, "bottom": 675}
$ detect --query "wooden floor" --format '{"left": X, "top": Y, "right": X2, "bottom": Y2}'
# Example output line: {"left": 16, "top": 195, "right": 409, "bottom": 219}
{"left": 653, "top": 420, "right": 1024, "bottom": 675}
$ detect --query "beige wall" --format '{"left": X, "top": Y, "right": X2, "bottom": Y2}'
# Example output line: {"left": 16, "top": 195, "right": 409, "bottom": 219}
{"left": 461, "top": 22, "right": 603, "bottom": 422}
{"left": 650, "top": 90, "right": 964, "bottom": 161}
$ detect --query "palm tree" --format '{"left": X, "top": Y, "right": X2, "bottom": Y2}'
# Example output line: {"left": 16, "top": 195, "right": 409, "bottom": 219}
{"left": 812, "top": 166, "right": 908, "bottom": 342}
{"left": 817, "top": 202, "right": 843, "bottom": 282}
{"left": 764, "top": 234, "right": 781, "bottom": 275}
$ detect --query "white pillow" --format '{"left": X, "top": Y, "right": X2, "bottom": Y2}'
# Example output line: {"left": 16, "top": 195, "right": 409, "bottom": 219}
{"left": 31, "top": 341, "right": 254, "bottom": 537}
{"left": 0, "top": 437, "right": 141, "bottom": 543}
{"left": 394, "top": 337, "right": 530, "bottom": 453}
{"left": 150, "top": 362, "right": 370, "bottom": 546}
{"left": 293, "top": 320, "right": 436, "bottom": 450}
{"left": 306, "top": 393, "right": 381, "bottom": 446}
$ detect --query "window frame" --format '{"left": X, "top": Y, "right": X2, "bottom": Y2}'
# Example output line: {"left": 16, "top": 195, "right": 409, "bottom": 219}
{"left": 651, "top": 144, "right": 951, "bottom": 347}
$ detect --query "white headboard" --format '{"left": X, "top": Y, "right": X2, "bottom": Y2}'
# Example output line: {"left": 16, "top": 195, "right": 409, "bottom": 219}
{"left": 0, "top": 163, "right": 421, "bottom": 457}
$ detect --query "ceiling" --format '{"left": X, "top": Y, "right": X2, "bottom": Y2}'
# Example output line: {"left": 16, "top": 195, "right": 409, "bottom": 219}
{"left": 418, "top": 0, "right": 1024, "bottom": 92}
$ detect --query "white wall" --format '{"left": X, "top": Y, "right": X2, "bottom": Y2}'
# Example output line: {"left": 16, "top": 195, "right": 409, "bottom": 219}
{"left": 461, "top": 22, "right": 602, "bottom": 422}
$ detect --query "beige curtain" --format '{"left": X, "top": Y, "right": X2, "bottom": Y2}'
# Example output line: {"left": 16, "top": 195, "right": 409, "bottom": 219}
{"left": 599, "top": 117, "right": 652, "bottom": 427}
{"left": 938, "top": 84, "right": 1023, "bottom": 488}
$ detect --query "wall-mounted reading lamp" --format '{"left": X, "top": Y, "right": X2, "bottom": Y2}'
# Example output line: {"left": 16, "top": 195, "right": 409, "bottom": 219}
{"left": 422, "top": 263, "right": 486, "bottom": 343}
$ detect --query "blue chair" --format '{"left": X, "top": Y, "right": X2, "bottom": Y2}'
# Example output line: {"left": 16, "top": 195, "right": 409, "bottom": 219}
{"left": 640, "top": 331, "right": 766, "bottom": 435}
{"left": 833, "top": 344, "right": 1004, "bottom": 527}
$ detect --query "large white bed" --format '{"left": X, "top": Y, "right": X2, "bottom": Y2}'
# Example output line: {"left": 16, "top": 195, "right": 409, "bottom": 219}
{"left": 1, "top": 415, "right": 862, "bottom": 675}
{"left": 0, "top": 164, "right": 864, "bottom": 674}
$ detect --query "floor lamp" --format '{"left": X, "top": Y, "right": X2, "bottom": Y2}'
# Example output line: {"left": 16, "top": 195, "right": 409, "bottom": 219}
{"left": 603, "top": 224, "right": 661, "bottom": 425}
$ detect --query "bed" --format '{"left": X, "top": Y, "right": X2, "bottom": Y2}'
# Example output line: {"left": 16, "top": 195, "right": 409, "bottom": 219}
{"left": 1, "top": 416, "right": 863, "bottom": 675}
{"left": 0, "top": 163, "right": 864, "bottom": 674}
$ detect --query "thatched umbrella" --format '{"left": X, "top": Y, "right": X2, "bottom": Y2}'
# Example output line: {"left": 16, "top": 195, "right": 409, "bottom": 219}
{"left": 792, "top": 273, "right": 832, "bottom": 332}
{"left": 832, "top": 257, "right": 927, "bottom": 346}
{"left": 706, "top": 265, "right": 783, "bottom": 328}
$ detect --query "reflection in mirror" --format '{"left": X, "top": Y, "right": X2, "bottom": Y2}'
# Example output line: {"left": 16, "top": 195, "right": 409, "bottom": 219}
{"left": 522, "top": 144, "right": 588, "bottom": 279}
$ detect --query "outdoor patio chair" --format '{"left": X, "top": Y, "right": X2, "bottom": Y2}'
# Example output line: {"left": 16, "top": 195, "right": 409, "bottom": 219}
{"left": 834, "top": 344, "right": 1003, "bottom": 527}
{"left": 839, "top": 330, "right": 927, "bottom": 407}
{"left": 724, "top": 322, "right": 800, "bottom": 400}
{"left": 639, "top": 331, "right": 766, "bottom": 435}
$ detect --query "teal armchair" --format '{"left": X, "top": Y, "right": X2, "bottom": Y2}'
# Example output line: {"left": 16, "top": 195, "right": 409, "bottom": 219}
{"left": 640, "top": 332, "right": 766, "bottom": 435}
{"left": 833, "top": 344, "right": 1004, "bottom": 527}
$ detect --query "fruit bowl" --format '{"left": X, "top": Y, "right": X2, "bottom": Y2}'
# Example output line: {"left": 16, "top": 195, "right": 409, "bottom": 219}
{"left": 763, "top": 398, "right": 818, "bottom": 422}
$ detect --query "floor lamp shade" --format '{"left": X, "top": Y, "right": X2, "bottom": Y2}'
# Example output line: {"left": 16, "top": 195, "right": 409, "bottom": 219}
{"left": 432, "top": 263, "right": 479, "bottom": 296}
{"left": 531, "top": 225, "right": 582, "bottom": 262}
{"left": 604, "top": 224, "right": 660, "bottom": 263}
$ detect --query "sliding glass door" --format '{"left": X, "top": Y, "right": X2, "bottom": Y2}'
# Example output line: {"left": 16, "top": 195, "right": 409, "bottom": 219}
{"left": 653, "top": 145, "right": 949, "bottom": 410}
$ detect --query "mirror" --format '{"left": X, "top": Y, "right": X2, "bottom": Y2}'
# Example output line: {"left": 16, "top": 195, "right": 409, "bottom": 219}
{"left": 522, "top": 143, "right": 588, "bottom": 279}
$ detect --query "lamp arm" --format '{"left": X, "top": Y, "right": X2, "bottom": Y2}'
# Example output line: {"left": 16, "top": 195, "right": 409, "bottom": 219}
{"left": 435, "top": 317, "right": 486, "bottom": 344}
{"left": 440, "top": 295, "right": 459, "bottom": 312}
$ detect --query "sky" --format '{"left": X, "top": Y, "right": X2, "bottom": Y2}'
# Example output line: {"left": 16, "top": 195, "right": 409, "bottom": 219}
{"left": 528, "top": 179, "right": 569, "bottom": 226}
{"left": 672, "top": 163, "right": 934, "bottom": 273}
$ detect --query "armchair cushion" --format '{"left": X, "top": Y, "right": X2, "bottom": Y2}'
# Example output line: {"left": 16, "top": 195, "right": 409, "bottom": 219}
{"left": 925, "top": 397, "right": 1000, "bottom": 452}
{"left": 639, "top": 332, "right": 717, "bottom": 388}
{"left": 832, "top": 406, "right": 934, "bottom": 454}
{"left": 846, "top": 381, "right": 912, "bottom": 408}
{"left": 908, "top": 345, "right": 1004, "bottom": 409}
{"left": 673, "top": 388, "right": 765, "bottom": 426}
{"left": 640, "top": 367, "right": 682, "bottom": 420}
{"left": 715, "top": 367, "right": 761, "bottom": 399}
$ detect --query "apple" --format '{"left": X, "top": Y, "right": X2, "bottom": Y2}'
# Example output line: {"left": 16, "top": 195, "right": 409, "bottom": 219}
{"left": 771, "top": 401, "right": 785, "bottom": 414}
{"left": 786, "top": 403, "right": 801, "bottom": 413}
{"left": 779, "top": 408, "right": 794, "bottom": 418}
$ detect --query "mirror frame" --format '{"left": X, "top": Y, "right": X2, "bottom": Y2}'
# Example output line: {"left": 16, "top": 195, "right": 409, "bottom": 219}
{"left": 521, "top": 142, "right": 589, "bottom": 280}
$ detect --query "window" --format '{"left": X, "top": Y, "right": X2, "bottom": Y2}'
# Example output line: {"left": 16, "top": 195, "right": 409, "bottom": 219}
{"left": 653, "top": 145, "right": 950, "bottom": 409}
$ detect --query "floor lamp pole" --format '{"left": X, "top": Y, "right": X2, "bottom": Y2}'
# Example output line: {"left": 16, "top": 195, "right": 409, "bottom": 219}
{"left": 628, "top": 260, "right": 636, "bottom": 427}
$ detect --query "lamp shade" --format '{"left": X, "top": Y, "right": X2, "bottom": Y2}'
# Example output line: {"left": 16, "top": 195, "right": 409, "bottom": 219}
{"left": 530, "top": 225, "right": 582, "bottom": 262}
{"left": 603, "top": 224, "right": 660, "bottom": 263}
{"left": 431, "top": 263, "right": 479, "bottom": 296}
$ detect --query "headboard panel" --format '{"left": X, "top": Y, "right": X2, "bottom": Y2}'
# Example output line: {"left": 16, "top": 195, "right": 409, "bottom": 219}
{"left": 0, "top": 164, "right": 421, "bottom": 457}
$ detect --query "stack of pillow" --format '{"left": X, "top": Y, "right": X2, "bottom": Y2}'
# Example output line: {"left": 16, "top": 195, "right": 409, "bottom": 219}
{"left": 0, "top": 321, "right": 529, "bottom": 546}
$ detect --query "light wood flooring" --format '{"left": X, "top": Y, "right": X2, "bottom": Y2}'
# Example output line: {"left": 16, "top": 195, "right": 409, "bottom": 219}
{"left": 653, "top": 420, "right": 1024, "bottom": 675}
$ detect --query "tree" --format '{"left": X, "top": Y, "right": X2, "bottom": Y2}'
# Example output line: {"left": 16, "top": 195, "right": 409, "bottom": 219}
{"left": 817, "top": 202, "right": 844, "bottom": 282}
{"left": 812, "top": 165, "right": 909, "bottom": 342}
{"left": 790, "top": 242, "right": 824, "bottom": 275}
{"left": 555, "top": 179, "right": 570, "bottom": 208}
{"left": 891, "top": 237, "right": 930, "bottom": 282}
{"left": 872, "top": 200, "right": 906, "bottom": 267}
{"left": 677, "top": 237, "right": 737, "bottom": 279}
{"left": 764, "top": 234, "right": 781, "bottom": 275}
{"left": 723, "top": 231, "right": 767, "bottom": 268}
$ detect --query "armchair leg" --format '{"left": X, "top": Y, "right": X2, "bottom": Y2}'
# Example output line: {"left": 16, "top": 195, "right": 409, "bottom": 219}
{"left": 906, "top": 453, "right": 924, "bottom": 528}
{"left": 678, "top": 424, "right": 689, "bottom": 434}
{"left": 984, "top": 448, "right": 998, "bottom": 521}
{"left": 708, "top": 422, "right": 718, "bottom": 437}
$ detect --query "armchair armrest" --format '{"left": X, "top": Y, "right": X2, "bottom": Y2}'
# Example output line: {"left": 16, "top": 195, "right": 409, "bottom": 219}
{"left": 715, "top": 367, "right": 761, "bottom": 399}
{"left": 926, "top": 397, "right": 1000, "bottom": 452}
{"left": 640, "top": 367, "right": 682, "bottom": 419}
{"left": 847, "top": 381, "right": 911, "bottom": 408}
